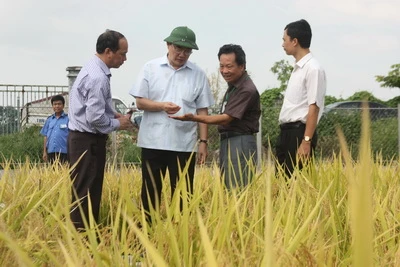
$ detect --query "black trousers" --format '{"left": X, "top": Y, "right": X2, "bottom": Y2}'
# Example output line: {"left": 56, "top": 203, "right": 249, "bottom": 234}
{"left": 48, "top": 152, "right": 68, "bottom": 164}
{"left": 141, "top": 148, "right": 195, "bottom": 223}
{"left": 68, "top": 131, "right": 107, "bottom": 230}
{"left": 275, "top": 122, "right": 317, "bottom": 178}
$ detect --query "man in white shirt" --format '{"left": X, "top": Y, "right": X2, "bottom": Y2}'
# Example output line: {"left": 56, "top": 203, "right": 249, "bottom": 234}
{"left": 130, "top": 26, "right": 214, "bottom": 223}
{"left": 276, "top": 19, "right": 327, "bottom": 178}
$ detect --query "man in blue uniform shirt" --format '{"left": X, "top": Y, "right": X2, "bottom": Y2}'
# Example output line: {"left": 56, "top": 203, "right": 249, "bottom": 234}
{"left": 40, "top": 94, "right": 69, "bottom": 164}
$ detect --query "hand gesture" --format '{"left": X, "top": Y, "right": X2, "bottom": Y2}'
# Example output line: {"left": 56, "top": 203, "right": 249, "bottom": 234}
{"left": 163, "top": 102, "right": 181, "bottom": 115}
{"left": 118, "top": 113, "right": 135, "bottom": 130}
{"left": 169, "top": 113, "right": 195, "bottom": 121}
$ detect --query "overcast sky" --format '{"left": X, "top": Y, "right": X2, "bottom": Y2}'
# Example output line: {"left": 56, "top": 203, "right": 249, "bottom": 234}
{"left": 1, "top": 0, "right": 399, "bottom": 106}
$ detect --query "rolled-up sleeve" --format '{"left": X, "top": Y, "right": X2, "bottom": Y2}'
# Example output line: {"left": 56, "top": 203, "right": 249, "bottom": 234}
{"left": 130, "top": 65, "right": 149, "bottom": 99}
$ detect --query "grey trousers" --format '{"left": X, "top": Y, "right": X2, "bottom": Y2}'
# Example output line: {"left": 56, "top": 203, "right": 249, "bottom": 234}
{"left": 219, "top": 135, "right": 257, "bottom": 189}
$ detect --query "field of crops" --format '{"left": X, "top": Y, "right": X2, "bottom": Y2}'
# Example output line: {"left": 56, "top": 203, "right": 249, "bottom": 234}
{"left": 0, "top": 117, "right": 399, "bottom": 266}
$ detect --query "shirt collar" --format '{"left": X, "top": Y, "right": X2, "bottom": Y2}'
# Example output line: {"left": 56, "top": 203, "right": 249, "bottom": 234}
{"left": 52, "top": 111, "right": 67, "bottom": 118}
{"left": 295, "top": 53, "right": 313, "bottom": 68}
{"left": 94, "top": 55, "right": 112, "bottom": 77}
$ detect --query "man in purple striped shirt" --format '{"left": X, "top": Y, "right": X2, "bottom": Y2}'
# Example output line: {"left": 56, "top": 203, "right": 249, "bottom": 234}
{"left": 68, "top": 30, "right": 133, "bottom": 230}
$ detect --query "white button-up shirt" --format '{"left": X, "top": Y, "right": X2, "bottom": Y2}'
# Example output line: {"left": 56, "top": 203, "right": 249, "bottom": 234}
{"left": 130, "top": 56, "right": 214, "bottom": 152}
{"left": 279, "top": 53, "right": 327, "bottom": 124}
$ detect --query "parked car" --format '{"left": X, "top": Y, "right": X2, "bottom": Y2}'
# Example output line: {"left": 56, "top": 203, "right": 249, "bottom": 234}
{"left": 323, "top": 101, "right": 397, "bottom": 120}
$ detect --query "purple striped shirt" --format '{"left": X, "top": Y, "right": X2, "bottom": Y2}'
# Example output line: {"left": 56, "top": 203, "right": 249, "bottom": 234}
{"left": 68, "top": 56, "right": 120, "bottom": 134}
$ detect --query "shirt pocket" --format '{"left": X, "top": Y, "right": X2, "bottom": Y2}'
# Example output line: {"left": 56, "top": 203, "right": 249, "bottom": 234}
{"left": 286, "top": 83, "right": 306, "bottom": 105}
{"left": 181, "top": 86, "right": 198, "bottom": 109}
{"left": 59, "top": 124, "right": 69, "bottom": 133}
{"left": 48, "top": 123, "right": 55, "bottom": 132}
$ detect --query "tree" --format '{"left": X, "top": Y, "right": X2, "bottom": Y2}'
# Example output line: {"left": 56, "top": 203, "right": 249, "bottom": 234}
{"left": 385, "top": 96, "right": 400, "bottom": 108}
{"left": 270, "top": 59, "right": 293, "bottom": 91}
{"left": 260, "top": 60, "right": 293, "bottom": 108}
{"left": 260, "top": 88, "right": 284, "bottom": 108}
{"left": 260, "top": 89, "right": 281, "bottom": 148}
{"left": 347, "top": 91, "right": 383, "bottom": 103}
{"left": 260, "top": 60, "right": 294, "bottom": 148}
{"left": 325, "top": 95, "right": 343, "bottom": 106}
{"left": 376, "top": 64, "right": 400, "bottom": 89}
{"left": 207, "top": 69, "right": 225, "bottom": 113}
{"left": 0, "top": 106, "right": 19, "bottom": 134}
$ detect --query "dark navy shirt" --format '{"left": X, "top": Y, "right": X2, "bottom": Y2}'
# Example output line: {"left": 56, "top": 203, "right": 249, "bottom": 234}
{"left": 40, "top": 112, "right": 69, "bottom": 154}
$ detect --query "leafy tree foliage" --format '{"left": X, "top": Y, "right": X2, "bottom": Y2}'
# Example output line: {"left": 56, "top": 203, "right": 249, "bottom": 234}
{"left": 0, "top": 106, "right": 19, "bottom": 134}
{"left": 0, "top": 127, "right": 143, "bottom": 164}
{"left": 260, "top": 60, "right": 293, "bottom": 114}
{"left": 208, "top": 69, "right": 225, "bottom": 105}
{"left": 376, "top": 64, "right": 400, "bottom": 89}
{"left": 0, "top": 125, "right": 42, "bottom": 163}
{"left": 325, "top": 95, "right": 343, "bottom": 106}
{"left": 347, "top": 91, "right": 384, "bottom": 103}
{"left": 385, "top": 96, "right": 400, "bottom": 108}
{"left": 270, "top": 59, "right": 293, "bottom": 91}
{"left": 260, "top": 88, "right": 283, "bottom": 108}
{"left": 260, "top": 88, "right": 283, "bottom": 148}
{"left": 259, "top": 60, "right": 293, "bottom": 148}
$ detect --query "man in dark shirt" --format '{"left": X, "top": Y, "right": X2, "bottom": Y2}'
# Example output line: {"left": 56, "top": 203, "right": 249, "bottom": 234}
{"left": 171, "top": 44, "right": 261, "bottom": 189}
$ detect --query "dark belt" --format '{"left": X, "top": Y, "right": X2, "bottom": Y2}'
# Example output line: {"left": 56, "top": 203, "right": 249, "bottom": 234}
{"left": 69, "top": 130, "right": 108, "bottom": 138}
{"left": 220, "top": 131, "right": 254, "bottom": 141}
{"left": 280, "top": 121, "right": 305, "bottom": 130}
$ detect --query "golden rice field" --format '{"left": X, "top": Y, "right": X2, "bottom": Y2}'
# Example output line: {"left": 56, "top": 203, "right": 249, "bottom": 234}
{"left": 0, "top": 116, "right": 400, "bottom": 266}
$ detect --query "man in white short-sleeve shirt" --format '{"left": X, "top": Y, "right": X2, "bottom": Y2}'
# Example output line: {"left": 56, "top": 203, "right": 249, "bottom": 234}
{"left": 276, "top": 19, "right": 327, "bottom": 178}
{"left": 129, "top": 26, "right": 214, "bottom": 223}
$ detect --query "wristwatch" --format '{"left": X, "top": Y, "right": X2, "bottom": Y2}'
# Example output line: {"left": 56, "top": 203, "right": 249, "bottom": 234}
{"left": 304, "top": 136, "right": 312, "bottom": 142}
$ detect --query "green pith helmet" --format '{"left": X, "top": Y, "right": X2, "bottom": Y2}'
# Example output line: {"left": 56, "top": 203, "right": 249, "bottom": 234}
{"left": 164, "top": 26, "right": 199, "bottom": 50}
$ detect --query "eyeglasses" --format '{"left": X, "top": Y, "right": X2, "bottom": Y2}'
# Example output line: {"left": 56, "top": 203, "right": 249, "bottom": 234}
{"left": 172, "top": 44, "right": 192, "bottom": 56}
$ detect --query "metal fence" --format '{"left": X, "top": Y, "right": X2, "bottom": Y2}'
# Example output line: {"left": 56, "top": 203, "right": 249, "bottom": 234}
{"left": 0, "top": 83, "right": 398, "bottom": 162}
{"left": 0, "top": 84, "right": 69, "bottom": 134}
{"left": 1, "top": 106, "right": 399, "bottom": 162}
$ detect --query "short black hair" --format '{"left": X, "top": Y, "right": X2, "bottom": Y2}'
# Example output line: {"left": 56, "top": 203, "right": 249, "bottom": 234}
{"left": 51, "top": 95, "right": 65, "bottom": 105}
{"left": 96, "top": 30, "right": 125, "bottom": 54}
{"left": 218, "top": 44, "right": 246, "bottom": 69}
{"left": 284, "top": 19, "right": 312, "bottom": 48}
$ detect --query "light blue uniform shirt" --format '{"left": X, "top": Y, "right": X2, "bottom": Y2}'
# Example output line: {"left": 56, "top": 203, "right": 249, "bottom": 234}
{"left": 40, "top": 112, "right": 69, "bottom": 153}
{"left": 68, "top": 56, "right": 120, "bottom": 134}
{"left": 130, "top": 56, "right": 214, "bottom": 152}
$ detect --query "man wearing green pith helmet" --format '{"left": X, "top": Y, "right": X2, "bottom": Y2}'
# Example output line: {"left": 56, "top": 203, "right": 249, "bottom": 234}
{"left": 129, "top": 26, "right": 214, "bottom": 224}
